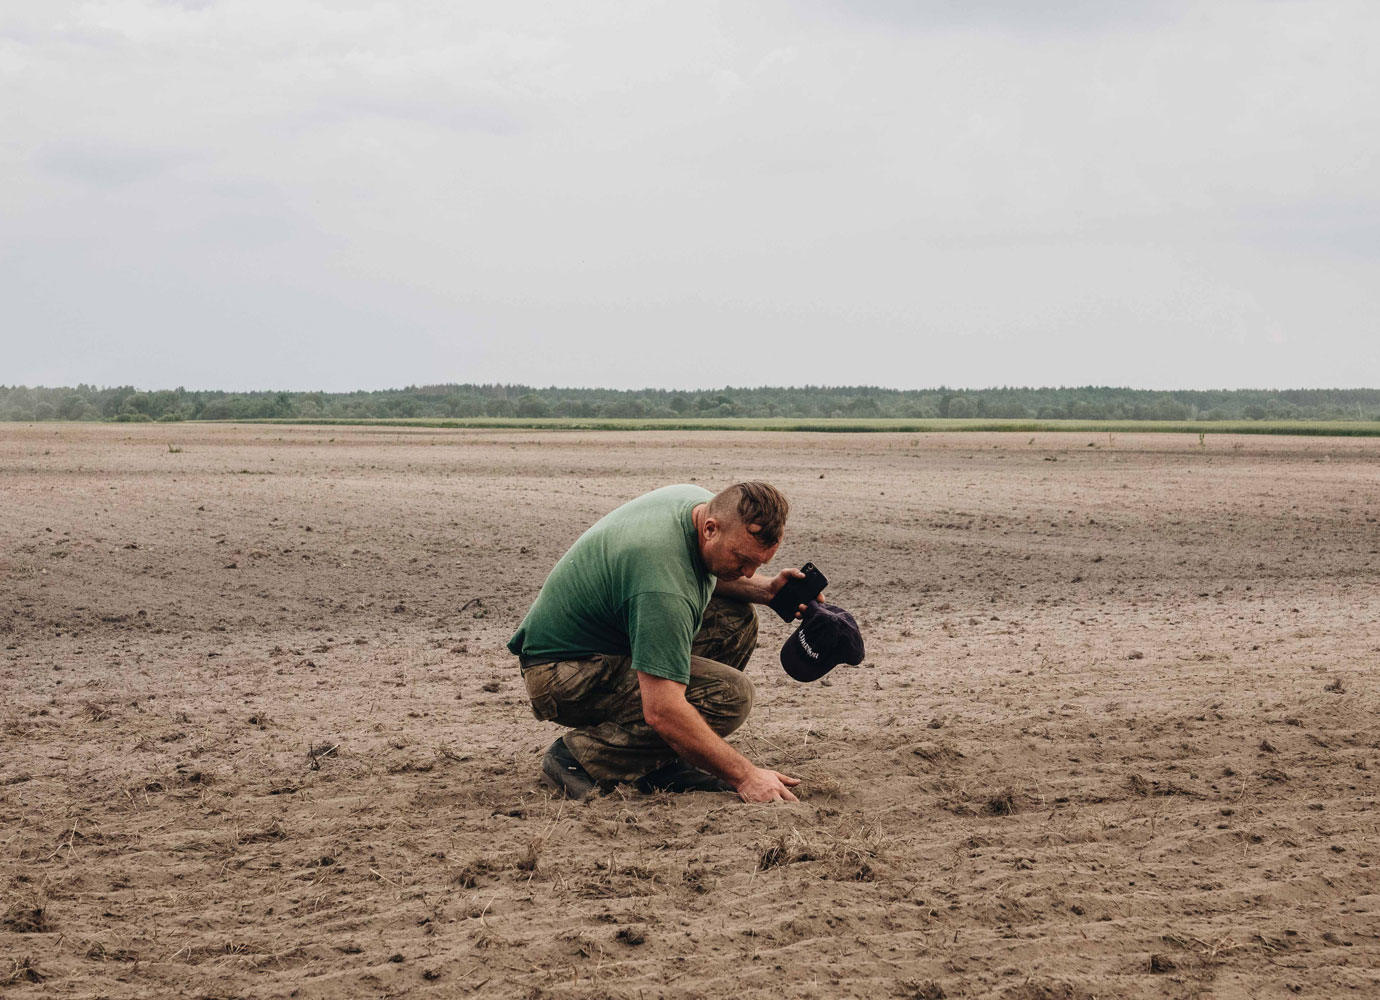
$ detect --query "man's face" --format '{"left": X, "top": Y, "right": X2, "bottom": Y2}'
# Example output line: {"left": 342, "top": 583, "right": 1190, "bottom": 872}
{"left": 700, "top": 517, "right": 779, "bottom": 581}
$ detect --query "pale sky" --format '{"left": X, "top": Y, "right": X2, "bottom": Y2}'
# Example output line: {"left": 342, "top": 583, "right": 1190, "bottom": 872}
{"left": 3, "top": 1, "right": 1377, "bottom": 391}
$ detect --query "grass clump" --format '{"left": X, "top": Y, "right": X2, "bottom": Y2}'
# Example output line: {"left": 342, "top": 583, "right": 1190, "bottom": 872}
{"left": 756, "top": 822, "right": 885, "bottom": 881}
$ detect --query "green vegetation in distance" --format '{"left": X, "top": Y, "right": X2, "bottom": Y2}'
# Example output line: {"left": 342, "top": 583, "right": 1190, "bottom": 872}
{"left": 6, "top": 383, "right": 1380, "bottom": 427}
{"left": 231, "top": 416, "right": 1380, "bottom": 436}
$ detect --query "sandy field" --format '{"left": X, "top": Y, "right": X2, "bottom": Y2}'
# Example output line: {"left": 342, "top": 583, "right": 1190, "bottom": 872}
{"left": 2, "top": 422, "right": 1377, "bottom": 1000}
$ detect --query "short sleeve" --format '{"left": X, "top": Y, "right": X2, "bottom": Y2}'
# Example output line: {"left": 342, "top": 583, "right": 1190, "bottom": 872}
{"left": 623, "top": 592, "right": 699, "bottom": 685}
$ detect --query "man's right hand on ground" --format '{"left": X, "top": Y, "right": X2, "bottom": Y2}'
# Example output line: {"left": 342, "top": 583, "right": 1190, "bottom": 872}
{"left": 639, "top": 672, "right": 802, "bottom": 803}
{"left": 735, "top": 767, "right": 801, "bottom": 803}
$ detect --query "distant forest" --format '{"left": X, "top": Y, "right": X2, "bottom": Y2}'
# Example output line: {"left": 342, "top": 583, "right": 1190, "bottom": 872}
{"left": 3, "top": 383, "right": 1379, "bottom": 423}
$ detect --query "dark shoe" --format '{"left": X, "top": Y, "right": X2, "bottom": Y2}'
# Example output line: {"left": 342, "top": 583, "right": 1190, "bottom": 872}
{"left": 541, "top": 737, "right": 599, "bottom": 799}
{"left": 635, "top": 760, "right": 735, "bottom": 794}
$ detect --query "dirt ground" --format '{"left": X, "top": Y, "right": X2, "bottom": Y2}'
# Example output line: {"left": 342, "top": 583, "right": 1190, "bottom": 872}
{"left": 2, "top": 422, "right": 1377, "bottom": 1000}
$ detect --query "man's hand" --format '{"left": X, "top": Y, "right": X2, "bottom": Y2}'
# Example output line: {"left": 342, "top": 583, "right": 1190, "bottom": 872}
{"left": 638, "top": 673, "right": 803, "bottom": 802}
{"left": 735, "top": 767, "right": 802, "bottom": 803}
{"left": 764, "top": 567, "right": 820, "bottom": 619}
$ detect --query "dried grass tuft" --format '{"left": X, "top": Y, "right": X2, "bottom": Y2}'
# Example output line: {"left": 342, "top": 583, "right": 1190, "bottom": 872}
{"left": 2, "top": 903, "right": 52, "bottom": 934}
{"left": 514, "top": 838, "right": 540, "bottom": 873}
{"left": 984, "top": 788, "right": 1018, "bottom": 816}
{"left": 901, "top": 981, "right": 947, "bottom": 1000}
{"left": 1, "top": 957, "right": 46, "bottom": 986}
{"left": 81, "top": 701, "right": 113, "bottom": 722}
{"left": 757, "top": 821, "right": 885, "bottom": 881}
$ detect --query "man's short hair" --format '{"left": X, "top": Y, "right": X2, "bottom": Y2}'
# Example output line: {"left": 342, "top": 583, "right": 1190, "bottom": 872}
{"left": 707, "top": 481, "right": 789, "bottom": 547}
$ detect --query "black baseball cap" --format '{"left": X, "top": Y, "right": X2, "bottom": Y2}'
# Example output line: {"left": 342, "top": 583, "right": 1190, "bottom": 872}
{"left": 779, "top": 600, "right": 865, "bottom": 682}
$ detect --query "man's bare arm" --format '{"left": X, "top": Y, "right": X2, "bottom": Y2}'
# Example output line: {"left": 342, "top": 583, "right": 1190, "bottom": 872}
{"left": 713, "top": 568, "right": 806, "bottom": 606}
{"left": 637, "top": 672, "right": 799, "bottom": 803}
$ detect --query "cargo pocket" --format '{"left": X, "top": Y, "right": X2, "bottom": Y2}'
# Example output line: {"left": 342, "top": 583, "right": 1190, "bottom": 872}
{"left": 523, "top": 657, "right": 607, "bottom": 723}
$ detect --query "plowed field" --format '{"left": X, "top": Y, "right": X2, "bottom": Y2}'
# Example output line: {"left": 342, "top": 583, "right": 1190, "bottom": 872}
{"left": 3, "top": 423, "right": 1377, "bottom": 999}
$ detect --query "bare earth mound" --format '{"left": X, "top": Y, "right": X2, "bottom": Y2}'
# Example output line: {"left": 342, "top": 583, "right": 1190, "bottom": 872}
{"left": 2, "top": 423, "right": 1377, "bottom": 999}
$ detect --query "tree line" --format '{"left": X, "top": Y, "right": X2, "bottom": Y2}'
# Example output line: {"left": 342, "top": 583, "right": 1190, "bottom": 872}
{"left": 3, "top": 383, "right": 1379, "bottom": 423}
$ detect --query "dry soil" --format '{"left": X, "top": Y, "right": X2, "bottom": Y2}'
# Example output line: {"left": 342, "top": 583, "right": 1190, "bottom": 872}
{"left": 2, "top": 423, "right": 1377, "bottom": 999}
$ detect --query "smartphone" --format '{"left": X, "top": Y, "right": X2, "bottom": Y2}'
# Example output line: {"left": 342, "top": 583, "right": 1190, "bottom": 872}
{"left": 767, "top": 562, "right": 828, "bottom": 622}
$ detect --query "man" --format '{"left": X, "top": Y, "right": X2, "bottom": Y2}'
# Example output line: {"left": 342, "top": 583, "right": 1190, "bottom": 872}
{"left": 509, "top": 481, "right": 807, "bottom": 803}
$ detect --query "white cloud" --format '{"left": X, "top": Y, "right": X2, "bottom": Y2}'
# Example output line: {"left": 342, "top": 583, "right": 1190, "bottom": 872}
{"left": 2, "top": 0, "right": 1377, "bottom": 390}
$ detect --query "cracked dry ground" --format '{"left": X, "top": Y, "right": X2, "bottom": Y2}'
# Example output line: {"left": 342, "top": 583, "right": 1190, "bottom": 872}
{"left": 2, "top": 423, "right": 1377, "bottom": 1000}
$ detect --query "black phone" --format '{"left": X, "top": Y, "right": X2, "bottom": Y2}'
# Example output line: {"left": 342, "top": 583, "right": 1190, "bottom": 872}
{"left": 767, "top": 562, "right": 828, "bottom": 622}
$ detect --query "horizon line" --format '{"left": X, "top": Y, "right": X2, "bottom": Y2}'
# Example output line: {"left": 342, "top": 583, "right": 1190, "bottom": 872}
{"left": 7, "top": 382, "right": 1380, "bottom": 395}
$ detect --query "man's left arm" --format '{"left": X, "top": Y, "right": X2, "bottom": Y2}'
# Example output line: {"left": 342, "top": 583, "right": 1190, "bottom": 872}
{"left": 714, "top": 568, "right": 807, "bottom": 610}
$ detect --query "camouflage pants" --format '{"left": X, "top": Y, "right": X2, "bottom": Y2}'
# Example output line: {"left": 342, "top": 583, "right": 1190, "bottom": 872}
{"left": 520, "top": 597, "right": 759, "bottom": 782}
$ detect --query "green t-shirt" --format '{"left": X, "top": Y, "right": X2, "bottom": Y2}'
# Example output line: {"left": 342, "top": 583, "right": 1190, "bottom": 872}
{"left": 507, "top": 484, "right": 715, "bottom": 685}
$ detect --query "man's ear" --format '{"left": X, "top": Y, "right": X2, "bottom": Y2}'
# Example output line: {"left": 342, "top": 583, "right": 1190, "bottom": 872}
{"left": 702, "top": 516, "right": 718, "bottom": 539}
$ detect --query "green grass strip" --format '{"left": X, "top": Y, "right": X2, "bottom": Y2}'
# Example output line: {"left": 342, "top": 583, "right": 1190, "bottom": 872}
{"left": 209, "top": 417, "right": 1380, "bottom": 436}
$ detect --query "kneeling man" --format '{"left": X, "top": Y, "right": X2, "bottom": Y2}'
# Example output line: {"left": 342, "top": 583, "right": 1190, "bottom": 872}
{"left": 509, "top": 482, "right": 805, "bottom": 802}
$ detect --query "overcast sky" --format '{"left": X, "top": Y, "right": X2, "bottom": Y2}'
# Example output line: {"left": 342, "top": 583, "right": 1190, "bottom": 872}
{"left": 3, "top": 1, "right": 1377, "bottom": 392}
